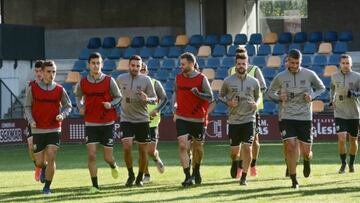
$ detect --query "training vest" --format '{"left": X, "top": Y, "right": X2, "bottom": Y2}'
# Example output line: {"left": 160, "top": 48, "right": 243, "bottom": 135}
{"left": 176, "top": 73, "right": 209, "bottom": 119}
{"left": 230, "top": 65, "right": 264, "bottom": 110}
{"left": 31, "top": 83, "right": 62, "bottom": 129}
{"left": 80, "top": 75, "right": 117, "bottom": 123}
{"left": 148, "top": 79, "right": 161, "bottom": 127}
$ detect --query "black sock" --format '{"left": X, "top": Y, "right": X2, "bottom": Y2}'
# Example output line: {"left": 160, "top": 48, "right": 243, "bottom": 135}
{"left": 350, "top": 154, "right": 356, "bottom": 166}
{"left": 145, "top": 173, "right": 150, "bottom": 177}
{"left": 340, "top": 153, "right": 347, "bottom": 165}
{"left": 109, "top": 163, "right": 116, "bottom": 169}
{"left": 91, "top": 177, "right": 99, "bottom": 189}
{"left": 137, "top": 172, "right": 144, "bottom": 181}
{"left": 239, "top": 160, "right": 243, "bottom": 169}
{"left": 240, "top": 172, "right": 247, "bottom": 181}
{"left": 251, "top": 159, "right": 257, "bottom": 167}
{"left": 194, "top": 163, "right": 200, "bottom": 171}
{"left": 183, "top": 167, "right": 191, "bottom": 179}
{"left": 290, "top": 174, "right": 298, "bottom": 184}
{"left": 127, "top": 167, "right": 135, "bottom": 177}
{"left": 232, "top": 160, "right": 238, "bottom": 168}
{"left": 44, "top": 179, "right": 52, "bottom": 189}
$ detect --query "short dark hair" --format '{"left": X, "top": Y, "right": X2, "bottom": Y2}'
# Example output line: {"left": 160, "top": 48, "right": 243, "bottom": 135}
{"left": 180, "top": 52, "right": 196, "bottom": 65}
{"left": 235, "top": 53, "right": 248, "bottom": 61}
{"left": 34, "top": 60, "right": 44, "bottom": 68}
{"left": 340, "top": 54, "right": 352, "bottom": 64}
{"left": 141, "top": 62, "right": 148, "bottom": 71}
{"left": 41, "top": 60, "right": 56, "bottom": 70}
{"left": 129, "top": 55, "right": 142, "bottom": 63}
{"left": 88, "top": 52, "right": 102, "bottom": 63}
{"left": 235, "top": 46, "right": 247, "bottom": 55}
{"left": 287, "top": 49, "right": 302, "bottom": 60}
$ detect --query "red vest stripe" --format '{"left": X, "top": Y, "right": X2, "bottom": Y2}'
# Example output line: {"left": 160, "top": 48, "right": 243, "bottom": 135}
{"left": 176, "top": 73, "right": 209, "bottom": 119}
{"left": 80, "top": 75, "right": 117, "bottom": 123}
{"left": 31, "top": 83, "right": 63, "bottom": 129}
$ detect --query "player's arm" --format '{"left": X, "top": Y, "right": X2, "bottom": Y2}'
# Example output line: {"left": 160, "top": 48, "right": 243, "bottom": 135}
{"left": 218, "top": 80, "right": 230, "bottom": 105}
{"left": 310, "top": 73, "right": 326, "bottom": 100}
{"left": 108, "top": 77, "right": 122, "bottom": 108}
{"left": 74, "top": 81, "right": 85, "bottom": 114}
{"left": 329, "top": 76, "right": 336, "bottom": 106}
{"left": 254, "top": 80, "right": 260, "bottom": 106}
{"left": 144, "top": 77, "right": 157, "bottom": 104}
{"left": 347, "top": 77, "right": 360, "bottom": 98}
{"left": 190, "top": 76, "right": 214, "bottom": 102}
{"left": 255, "top": 67, "right": 267, "bottom": 93}
{"left": 58, "top": 88, "right": 72, "bottom": 120}
{"left": 153, "top": 80, "right": 168, "bottom": 112}
{"left": 24, "top": 87, "right": 35, "bottom": 125}
{"left": 267, "top": 75, "right": 281, "bottom": 102}
{"left": 172, "top": 78, "right": 177, "bottom": 113}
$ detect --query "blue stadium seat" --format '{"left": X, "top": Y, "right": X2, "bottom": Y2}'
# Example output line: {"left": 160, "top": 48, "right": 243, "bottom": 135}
{"left": 213, "top": 102, "right": 228, "bottom": 115}
{"left": 215, "top": 68, "right": 228, "bottom": 79}
{"left": 160, "top": 35, "right": 175, "bottom": 47}
{"left": 147, "top": 59, "right": 161, "bottom": 71}
{"left": 162, "top": 59, "right": 176, "bottom": 70}
{"left": 79, "top": 48, "right": 91, "bottom": 60}
{"left": 164, "top": 80, "right": 175, "bottom": 92}
{"left": 155, "top": 70, "right": 169, "bottom": 82}
{"left": 309, "top": 32, "right": 323, "bottom": 43}
{"left": 72, "top": 60, "right": 87, "bottom": 72}
{"left": 328, "top": 54, "right": 340, "bottom": 65}
{"left": 249, "top": 33, "right": 262, "bottom": 44}
{"left": 197, "top": 58, "right": 206, "bottom": 68}
{"left": 80, "top": 70, "right": 88, "bottom": 78}
{"left": 252, "top": 56, "right": 266, "bottom": 67}
{"left": 278, "top": 32, "right": 292, "bottom": 44}
{"left": 339, "top": 31, "right": 353, "bottom": 42}
{"left": 87, "top": 37, "right": 101, "bottom": 49}
{"left": 168, "top": 47, "right": 183, "bottom": 58}
{"left": 310, "top": 65, "right": 324, "bottom": 76}
{"left": 153, "top": 47, "right": 168, "bottom": 58}
{"left": 301, "top": 55, "right": 312, "bottom": 67}
{"left": 222, "top": 57, "right": 235, "bottom": 68}
{"left": 303, "top": 43, "right": 317, "bottom": 54}
{"left": 102, "top": 37, "right": 116, "bottom": 48}
{"left": 272, "top": 43, "right": 286, "bottom": 56}
{"left": 123, "top": 47, "right": 138, "bottom": 59}
{"left": 245, "top": 44, "right": 256, "bottom": 56}
{"left": 257, "top": 44, "right": 271, "bottom": 56}
{"left": 146, "top": 36, "right": 159, "bottom": 47}
{"left": 62, "top": 83, "right": 74, "bottom": 94}
{"left": 324, "top": 31, "right": 338, "bottom": 42}
{"left": 234, "top": 34, "right": 247, "bottom": 45}
{"left": 288, "top": 43, "right": 302, "bottom": 52}
{"left": 169, "top": 68, "right": 181, "bottom": 80}
{"left": 189, "top": 34, "right": 204, "bottom": 47}
{"left": 262, "top": 67, "right": 277, "bottom": 79}
{"left": 261, "top": 101, "right": 276, "bottom": 115}
{"left": 204, "top": 34, "right": 218, "bottom": 46}
{"left": 321, "top": 77, "right": 331, "bottom": 87}
{"left": 111, "top": 71, "right": 122, "bottom": 79}
{"left": 98, "top": 48, "right": 111, "bottom": 59}
{"left": 219, "top": 34, "right": 232, "bottom": 46}
{"left": 207, "top": 58, "right": 221, "bottom": 69}
{"left": 227, "top": 45, "right": 238, "bottom": 57}
{"left": 333, "top": 42, "right": 348, "bottom": 54}
{"left": 139, "top": 47, "right": 153, "bottom": 59}
{"left": 318, "top": 90, "right": 329, "bottom": 102}
{"left": 183, "top": 45, "right": 197, "bottom": 55}
{"left": 293, "top": 32, "right": 307, "bottom": 43}
{"left": 108, "top": 48, "right": 122, "bottom": 60}
{"left": 103, "top": 60, "right": 116, "bottom": 72}
{"left": 130, "top": 36, "right": 145, "bottom": 48}
{"left": 313, "top": 55, "right": 327, "bottom": 66}
{"left": 212, "top": 45, "right": 226, "bottom": 57}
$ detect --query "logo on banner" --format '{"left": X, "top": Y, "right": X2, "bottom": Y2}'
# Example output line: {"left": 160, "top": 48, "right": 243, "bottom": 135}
{"left": 205, "top": 120, "right": 222, "bottom": 138}
{"left": 0, "top": 122, "right": 23, "bottom": 143}
{"left": 69, "top": 124, "right": 85, "bottom": 140}
{"left": 312, "top": 118, "right": 336, "bottom": 137}
{"left": 258, "top": 119, "right": 269, "bottom": 136}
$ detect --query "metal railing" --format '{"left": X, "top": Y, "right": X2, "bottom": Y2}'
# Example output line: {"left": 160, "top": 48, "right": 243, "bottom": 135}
{"left": 0, "top": 79, "right": 24, "bottom": 119}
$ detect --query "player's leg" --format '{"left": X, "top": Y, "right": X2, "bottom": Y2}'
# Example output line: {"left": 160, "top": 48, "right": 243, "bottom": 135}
{"left": 336, "top": 118, "right": 348, "bottom": 173}
{"left": 284, "top": 138, "right": 299, "bottom": 188}
{"left": 85, "top": 126, "right": 101, "bottom": 192}
{"left": 250, "top": 113, "right": 261, "bottom": 176}
{"left": 348, "top": 119, "right": 359, "bottom": 173}
{"left": 134, "top": 122, "right": 150, "bottom": 186}
{"left": 297, "top": 121, "right": 313, "bottom": 178}
{"left": 42, "top": 145, "right": 58, "bottom": 194}
{"left": 239, "top": 122, "right": 255, "bottom": 186}
{"left": 120, "top": 122, "right": 136, "bottom": 187}
{"left": 229, "top": 124, "right": 241, "bottom": 179}
{"left": 100, "top": 125, "right": 119, "bottom": 179}
{"left": 190, "top": 122, "right": 205, "bottom": 185}
{"left": 176, "top": 119, "right": 192, "bottom": 187}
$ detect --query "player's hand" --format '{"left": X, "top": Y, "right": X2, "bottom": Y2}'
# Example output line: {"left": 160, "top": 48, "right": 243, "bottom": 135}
{"left": 79, "top": 107, "right": 85, "bottom": 115}
{"left": 329, "top": 102, "right": 336, "bottom": 109}
{"left": 30, "top": 121, "right": 36, "bottom": 128}
{"left": 138, "top": 91, "right": 148, "bottom": 102}
{"left": 56, "top": 114, "right": 64, "bottom": 121}
{"left": 280, "top": 93, "right": 287, "bottom": 102}
{"left": 248, "top": 101, "right": 257, "bottom": 111}
{"left": 227, "top": 98, "right": 238, "bottom": 108}
{"left": 304, "top": 93, "right": 312, "bottom": 103}
{"left": 102, "top": 102, "right": 112, "bottom": 109}
{"left": 150, "top": 109, "right": 159, "bottom": 118}
{"left": 190, "top": 87, "right": 200, "bottom": 95}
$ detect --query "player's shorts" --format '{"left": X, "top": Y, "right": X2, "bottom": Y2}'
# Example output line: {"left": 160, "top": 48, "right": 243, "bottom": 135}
{"left": 281, "top": 119, "right": 313, "bottom": 144}
{"left": 120, "top": 122, "right": 150, "bottom": 143}
{"left": 176, "top": 119, "right": 205, "bottom": 142}
{"left": 228, "top": 122, "right": 255, "bottom": 146}
{"left": 85, "top": 124, "right": 115, "bottom": 147}
{"left": 335, "top": 118, "right": 359, "bottom": 138}
{"left": 149, "top": 127, "right": 159, "bottom": 143}
{"left": 32, "top": 132, "right": 60, "bottom": 153}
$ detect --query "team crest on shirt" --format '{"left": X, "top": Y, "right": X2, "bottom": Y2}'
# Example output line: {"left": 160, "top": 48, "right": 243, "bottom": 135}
{"left": 336, "top": 125, "right": 340, "bottom": 131}
{"left": 281, "top": 130, "right": 286, "bottom": 137}
{"left": 108, "top": 138, "right": 114, "bottom": 145}
{"left": 33, "top": 144, "right": 37, "bottom": 151}
{"left": 300, "top": 80, "right": 306, "bottom": 85}
{"left": 349, "top": 82, "right": 354, "bottom": 88}
{"left": 285, "top": 83, "right": 289, "bottom": 88}
{"left": 231, "top": 87, "right": 238, "bottom": 92}
{"left": 246, "top": 86, "right": 251, "bottom": 91}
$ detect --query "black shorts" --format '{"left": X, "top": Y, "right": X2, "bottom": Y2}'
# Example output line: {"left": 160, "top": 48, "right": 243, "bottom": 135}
{"left": 120, "top": 122, "right": 150, "bottom": 143}
{"left": 278, "top": 120, "right": 285, "bottom": 136}
{"left": 149, "top": 127, "right": 159, "bottom": 143}
{"left": 335, "top": 118, "right": 359, "bottom": 137}
{"left": 228, "top": 122, "right": 255, "bottom": 146}
{"left": 85, "top": 125, "right": 115, "bottom": 147}
{"left": 176, "top": 119, "right": 205, "bottom": 142}
{"left": 281, "top": 119, "right": 313, "bottom": 144}
{"left": 33, "top": 132, "right": 60, "bottom": 153}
